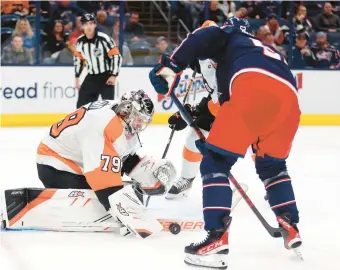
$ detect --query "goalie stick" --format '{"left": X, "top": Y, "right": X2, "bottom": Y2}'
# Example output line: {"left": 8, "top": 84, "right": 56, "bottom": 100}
{"left": 169, "top": 91, "right": 282, "bottom": 238}
{"left": 145, "top": 70, "right": 197, "bottom": 208}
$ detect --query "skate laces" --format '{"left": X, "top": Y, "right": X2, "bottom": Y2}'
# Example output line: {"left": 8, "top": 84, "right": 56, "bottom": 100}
{"left": 174, "top": 177, "right": 192, "bottom": 189}
{"left": 193, "top": 231, "right": 211, "bottom": 246}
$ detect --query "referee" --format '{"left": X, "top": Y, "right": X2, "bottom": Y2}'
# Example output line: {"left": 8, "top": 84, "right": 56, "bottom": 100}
{"left": 74, "top": 13, "right": 122, "bottom": 108}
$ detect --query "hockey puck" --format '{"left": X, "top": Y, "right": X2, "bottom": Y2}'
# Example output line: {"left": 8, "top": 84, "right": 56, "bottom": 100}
{"left": 169, "top": 223, "right": 181, "bottom": 235}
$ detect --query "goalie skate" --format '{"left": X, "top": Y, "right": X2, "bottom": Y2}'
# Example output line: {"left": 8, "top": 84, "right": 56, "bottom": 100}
{"left": 184, "top": 217, "right": 231, "bottom": 269}
{"left": 166, "top": 177, "right": 195, "bottom": 199}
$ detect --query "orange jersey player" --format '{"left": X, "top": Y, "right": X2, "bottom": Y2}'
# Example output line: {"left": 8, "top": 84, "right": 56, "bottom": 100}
{"left": 36, "top": 90, "right": 177, "bottom": 238}
{"left": 165, "top": 59, "right": 219, "bottom": 199}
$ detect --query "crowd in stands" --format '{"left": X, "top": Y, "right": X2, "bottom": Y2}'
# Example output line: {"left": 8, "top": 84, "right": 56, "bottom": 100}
{"left": 1, "top": 1, "right": 340, "bottom": 69}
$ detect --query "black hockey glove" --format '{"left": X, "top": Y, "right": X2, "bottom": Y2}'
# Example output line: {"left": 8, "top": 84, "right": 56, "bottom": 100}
{"left": 168, "top": 97, "right": 216, "bottom": 132}
{"left": 168, "top": 104, "right": 193, "bottom": 131}
{"left": 193, "top": 96, "right": 216, "bottom": 131}
{"left": 189, "top": 59, "right": 201, "bottom": 74}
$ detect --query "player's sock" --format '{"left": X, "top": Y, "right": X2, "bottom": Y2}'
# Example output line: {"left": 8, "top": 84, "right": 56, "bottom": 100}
{"left": 200, "top": 151, "right": 237, "bottom": 230}
{"left": 184, "top": 216, "right": 231, "bottom": 270}
{"left": 255, "top": 156, "right": 299, "bottom": 224}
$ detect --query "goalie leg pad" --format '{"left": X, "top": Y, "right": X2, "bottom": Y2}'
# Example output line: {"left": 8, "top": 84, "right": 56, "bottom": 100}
{"left": 108, "top": 185, "right": 163, "bottom": 238}
{"left": 1, "top": 188, "right": 121, "bottom": 232}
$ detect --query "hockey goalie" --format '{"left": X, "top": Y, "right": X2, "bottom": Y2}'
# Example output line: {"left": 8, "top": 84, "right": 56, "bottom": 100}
{"left": 1, "top": 90, "right": 176, "bottom": 239}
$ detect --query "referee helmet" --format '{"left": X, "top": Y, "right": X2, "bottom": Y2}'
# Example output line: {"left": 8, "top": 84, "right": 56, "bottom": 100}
{"left": 81, "top": 13, "right": 96, "bottom": 24}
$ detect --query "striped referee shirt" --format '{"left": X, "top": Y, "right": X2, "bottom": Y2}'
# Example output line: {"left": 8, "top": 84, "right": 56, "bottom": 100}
{"left": 74, "top": 31, "right": 122, "bottom": 78}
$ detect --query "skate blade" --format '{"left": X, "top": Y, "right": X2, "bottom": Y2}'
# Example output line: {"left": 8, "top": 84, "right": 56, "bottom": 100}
{"left": 293, "top": 246, "right": 303, "bottom": 260}
{"left": 165, "top": 191, "right": 189, "bottom": 200}
{"left": 184, "top": 254, "right": 228, "bottom": 269}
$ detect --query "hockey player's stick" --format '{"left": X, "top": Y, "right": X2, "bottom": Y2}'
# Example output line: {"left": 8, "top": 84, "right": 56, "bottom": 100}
{"left": 145, "top": 70, "right": 197, "bottom": 208}
{"left": 161, "top": 70, "right": 197, "bottom": 159}
{"left": 169, "top": 91, "right": 282, "bottom": 238}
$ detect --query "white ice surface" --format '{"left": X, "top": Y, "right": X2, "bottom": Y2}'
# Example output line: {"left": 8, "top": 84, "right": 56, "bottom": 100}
{"left": 1, "top": 125, "right": 340, "bottom": 270}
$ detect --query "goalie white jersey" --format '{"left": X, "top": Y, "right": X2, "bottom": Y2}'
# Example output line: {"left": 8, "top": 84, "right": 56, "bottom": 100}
{"left": 37, "top": 100, "right": 140, "bottom": 191}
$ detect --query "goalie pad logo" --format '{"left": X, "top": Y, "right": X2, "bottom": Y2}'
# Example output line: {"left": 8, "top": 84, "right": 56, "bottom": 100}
{"left": 116, "top": 203, "right": 129, "bottom": 216}
{"left": 68, "top": 191, "right": 85, "bottom": 198}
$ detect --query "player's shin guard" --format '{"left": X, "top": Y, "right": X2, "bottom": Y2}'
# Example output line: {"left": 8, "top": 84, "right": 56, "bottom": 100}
{"left": 256, "top": 156, "right": 302, "bottom": 256}
{"left": 255, "top": 156, "right": 299, "bottom": 223}
{"left": 200, "top": 151, "right": 237, "bottom": 230}
{"left": 184, "top": 216, "right": 231, "bottom": 269}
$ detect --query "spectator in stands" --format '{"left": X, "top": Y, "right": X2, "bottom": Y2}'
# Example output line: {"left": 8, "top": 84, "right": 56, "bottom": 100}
{"left": 1, "top": 1, "right": 29, "bottom": 14}
{"left": 97, "top": 10, "right": 112, "bottom": 36}
{"left": 13, "top": 3, "right": 27, "bottom": 15}
{"left": 69, "top": 17, "right": 83, "bottom": 40}
{"left": 12, "top": 17, "right": 35, "bottom": 53}
{"left": 314, "top": 2, "right": 340, "bottom": 32}
{"left": 255, "top": 25, "right": 270, "bottom": 41}
{"left": 291, "top": 31, "right": 313, "bottom": 69}
{"left": 240, "top": 1, "right": 262, "bottom": 19}
{"left": 147, "top": 36, "right": 173, "bottom": 64}
{"left": 219, "top": 1, "right": 236, "bottom": 18}
{"left": 200, "top": 0, "right": 227, "bottom": 25}
{"left": 113, "top": 20, "right": 133, "bottom": 66}
{"left": 56, "top": 37, "right": 77, "bottom": 64}
{"left": 124, "top": 12, "right": 145, "bottom": 43}
{"left": 265, "top": 14, "right": 284, "bottom": 45}
{"left": 49, "top": 0, "right": 85, "bottom": 33}
{"left": 309, "top": 32, "right": 340, "bottom": 69}
{"left": 45, "top": 20, "right": 67, "bottom": 55}
{"left": 294, "top": 5, "right": 312, "bottom": 33}
{"left": 234, "top": 7, "right": 248, "bottom": 19}
{"left": 155, "top": 36, "right": 173, "bottom": 55}
{"left": 1, "top": 35, "right": 33, "bottom": 64}
{"left": 261, "top": 28, "right": 287, "bottom": 58}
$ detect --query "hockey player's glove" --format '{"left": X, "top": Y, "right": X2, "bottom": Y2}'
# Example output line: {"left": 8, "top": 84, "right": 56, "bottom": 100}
{"left": 189, "top": 59, "right": 201, "bottom": 74}
{"left": 194, "top": 96, "right": 216, "bottom": 131}
{"left": 168, "top": 97, "right": 216, "bottom": 132}
{"left": 168, "top": 104, "right": 193, "bottom": 131}
{"left": 149, "top": 54, "right": 183, "bottom": 95}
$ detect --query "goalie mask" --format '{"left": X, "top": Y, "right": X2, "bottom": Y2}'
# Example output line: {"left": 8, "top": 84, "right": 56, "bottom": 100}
{"left": 116, "top": 90, "right": 154, "bottom": 134}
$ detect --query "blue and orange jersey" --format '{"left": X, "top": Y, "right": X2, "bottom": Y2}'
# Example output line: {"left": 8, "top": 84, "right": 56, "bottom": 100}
{"left": 170, "top": 24, "right": 297, "bottom": 104}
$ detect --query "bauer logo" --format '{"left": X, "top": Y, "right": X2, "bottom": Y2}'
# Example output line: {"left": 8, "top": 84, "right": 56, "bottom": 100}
{"left": 116, "top": 203, "right": 129, "bottom": 216}
{"left": 68, "top": 191, "right": 85, "bottom": 198}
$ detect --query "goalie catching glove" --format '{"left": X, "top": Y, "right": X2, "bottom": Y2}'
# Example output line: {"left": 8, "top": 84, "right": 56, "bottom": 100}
{"left": 128, "top": 155, "right": 176, "bottom": 196}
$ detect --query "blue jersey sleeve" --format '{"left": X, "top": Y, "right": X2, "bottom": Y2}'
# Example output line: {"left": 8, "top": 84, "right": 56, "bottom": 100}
{"left": 170, "top": 26, "right": 228, "bottom": 69}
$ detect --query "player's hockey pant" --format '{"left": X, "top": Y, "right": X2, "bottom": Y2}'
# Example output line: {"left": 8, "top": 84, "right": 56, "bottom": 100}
{"left": 77, "top": 72, "right": 115, "bottom": 108}
{"left": 37, "top": 164, "right": 122, "bottom": 210}
{"left": 255, "top": 156, "right": 299, "bottom": 223}
{"left": 200, "top": 151, "right": 238, "bottom": 230}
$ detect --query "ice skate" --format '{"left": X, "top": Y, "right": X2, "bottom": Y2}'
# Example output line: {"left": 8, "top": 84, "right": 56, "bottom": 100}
{"left": 277, "top": 213, "right": 303, "bottom": 259}
{"left": 166, "top": 177, "right": 195, "bottom": 199}
{"left": 184, "top": 217, "right": 231, "bottom": 269}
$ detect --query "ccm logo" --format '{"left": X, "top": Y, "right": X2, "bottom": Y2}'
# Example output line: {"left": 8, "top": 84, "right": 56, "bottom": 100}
{"left": 278, "top": 218, "right": 291, "bottom": 229}
{"left": 198, "top": 240, "right": 224, "bottom": 255}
